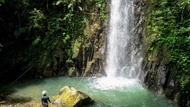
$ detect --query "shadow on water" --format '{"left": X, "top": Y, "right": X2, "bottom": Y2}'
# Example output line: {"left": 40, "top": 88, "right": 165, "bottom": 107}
{"left": 0, "top": 96, "right": 32, "bottom": 105}
{"left": 0, "top": 78, "right": 46, "bottom": 104}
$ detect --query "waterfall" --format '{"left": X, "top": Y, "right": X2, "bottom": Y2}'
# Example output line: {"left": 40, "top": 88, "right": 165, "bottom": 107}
{"left": 105, "top": 0, "right": 142, "bottom": 78}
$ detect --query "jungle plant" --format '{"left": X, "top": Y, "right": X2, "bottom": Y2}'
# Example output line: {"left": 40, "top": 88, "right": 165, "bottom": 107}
{"left": 147, "top": 0, "right": 190, "bottom": 91}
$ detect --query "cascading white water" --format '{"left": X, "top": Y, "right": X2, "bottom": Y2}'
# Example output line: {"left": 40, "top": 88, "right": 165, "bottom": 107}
{"left": 105, "top": 0, "right": 142, "bottom": 78}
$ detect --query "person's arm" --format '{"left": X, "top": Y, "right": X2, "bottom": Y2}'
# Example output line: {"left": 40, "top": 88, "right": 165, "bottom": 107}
{"left": 41, "top": 98, "right": 43, "bottom": 105}
{"left": 48, "top": 97, "right": 51, "bottom": 103}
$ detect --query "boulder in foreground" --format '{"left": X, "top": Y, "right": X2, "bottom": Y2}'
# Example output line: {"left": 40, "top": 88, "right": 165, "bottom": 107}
{"left": 53, "top": 86, "right": 94, "bottom": 107}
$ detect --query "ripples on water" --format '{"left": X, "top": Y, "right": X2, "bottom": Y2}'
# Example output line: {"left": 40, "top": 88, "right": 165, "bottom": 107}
{"left": 0, "top": 77, "right": 179, "bottom": 107}
{"left": 90, "top": 77, "right": 140, "bottom": 91}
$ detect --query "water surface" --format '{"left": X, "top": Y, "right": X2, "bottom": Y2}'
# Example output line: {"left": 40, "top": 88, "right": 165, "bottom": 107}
{"left": 1, "top": 77, "right": 178, "bottom": 107}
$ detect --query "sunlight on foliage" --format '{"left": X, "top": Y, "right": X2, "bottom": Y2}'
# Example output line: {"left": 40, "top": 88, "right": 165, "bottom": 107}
{"left": 147, "top": 0, "right": 190, "bottom": 91}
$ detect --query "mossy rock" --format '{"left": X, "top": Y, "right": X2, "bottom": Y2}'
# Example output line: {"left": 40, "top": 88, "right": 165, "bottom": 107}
{"left": 53, "top": 86, "right": 94, "bottom": 107}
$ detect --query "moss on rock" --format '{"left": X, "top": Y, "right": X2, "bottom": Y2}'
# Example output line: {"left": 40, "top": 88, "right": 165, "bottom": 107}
{"left": 52, "top": 86, "right": 94, "bottom": 107}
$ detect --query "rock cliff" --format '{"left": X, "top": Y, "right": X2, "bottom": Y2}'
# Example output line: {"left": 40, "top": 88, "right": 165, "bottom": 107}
{"left": 141, "top": 0, "right": 190, "bottom": 106}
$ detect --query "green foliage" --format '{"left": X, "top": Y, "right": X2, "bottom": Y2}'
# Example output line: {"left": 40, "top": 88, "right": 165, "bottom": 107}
{"left": 0, "top": 0, "right": 107, "bottom": 78}
{"left": 0, "top": 0, "right": 4, "bottom": 6}
{"left": 96, "top": 0, "right": 107, "bottom": 21}
{"left": 147, "top": 0, "right": 190, "bottom": 91}
{"left": 0, "top": 0, "right": 4, "bottom": 3}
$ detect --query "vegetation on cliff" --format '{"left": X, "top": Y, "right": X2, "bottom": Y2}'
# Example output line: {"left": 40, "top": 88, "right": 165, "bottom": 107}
{"left": 0, "top": 0, "right": 107, "bottom": 81}
{"left": 145, "top": 0, "right": 190, "bottom": 105}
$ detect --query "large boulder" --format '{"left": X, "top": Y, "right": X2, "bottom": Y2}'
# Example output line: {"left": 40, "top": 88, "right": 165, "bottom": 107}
{"left": 52, "top": 86, "right": 94, "bottom": 107}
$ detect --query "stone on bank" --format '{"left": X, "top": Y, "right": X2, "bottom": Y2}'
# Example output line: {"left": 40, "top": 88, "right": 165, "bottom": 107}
{"left": 52, "top": 86, "right": 94, "bottom": 107}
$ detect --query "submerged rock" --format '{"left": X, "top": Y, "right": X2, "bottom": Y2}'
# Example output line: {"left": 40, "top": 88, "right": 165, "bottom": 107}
{"left": 52, "top": 86, "right": 94, "bottom": 107}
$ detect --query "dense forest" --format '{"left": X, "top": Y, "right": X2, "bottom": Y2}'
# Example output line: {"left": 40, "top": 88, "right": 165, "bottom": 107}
{"left": 0, "top": 0, "right": 106, "bottom": 82}
{"left": 147, "top": 0, "right": 190, "bottom": 92}
{"left": 143, "top": 0, "right": 190, "bottom": 106}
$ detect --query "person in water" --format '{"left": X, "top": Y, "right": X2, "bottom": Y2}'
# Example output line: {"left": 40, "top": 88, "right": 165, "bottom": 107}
{"left": 41, "top": 90, "right": 51, "bottom": 107}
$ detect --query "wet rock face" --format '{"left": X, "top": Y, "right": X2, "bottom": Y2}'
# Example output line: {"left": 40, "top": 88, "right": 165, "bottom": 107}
{"left": 157, "top": 66, "right": 166, "bottom": 84}
{"left": 53, "top": 86, "right": 94, "bottom": 107}
{"left": 156, "top": 66, "right": 167, "bottom": 89}
{"left": 143, "top": 62, "right": 181, "bottom": 103}
{"left": 140, "top": 0, "right": 190, "bottom": 106}
{"left": 141, "top": 45, "right": 190, "bottom": 106}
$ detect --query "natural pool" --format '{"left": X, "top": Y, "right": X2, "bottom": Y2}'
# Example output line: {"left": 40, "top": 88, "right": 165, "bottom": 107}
{"left": 0, "top": 77, "right": 179, "bottom": 107}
